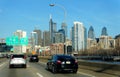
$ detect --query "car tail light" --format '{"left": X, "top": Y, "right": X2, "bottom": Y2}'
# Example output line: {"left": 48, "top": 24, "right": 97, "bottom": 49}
{"left": 11, "top": 55, "right": 14, "bottom": 59}
{"left": 57, "top": 60, "right": 61, "bottom": 64}
{"left": 75, "top": 60, "right": 78, "bottom": 63}
{"left": 24, "top": 56, "right": 26, "bottom": 59}
{"left": 12, "top": 56, "right": 14, "bottom": 59}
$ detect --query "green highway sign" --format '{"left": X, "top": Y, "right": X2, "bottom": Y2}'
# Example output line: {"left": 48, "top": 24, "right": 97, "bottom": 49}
{"left": 6, "top": 36, "right": 28, "bottom": 46}
{"left": 20, "top": 37, "right": 28, "bottom": 45}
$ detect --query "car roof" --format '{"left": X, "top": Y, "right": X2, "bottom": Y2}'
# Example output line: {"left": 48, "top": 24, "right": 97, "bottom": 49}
{"left": 31, "top": 55, "right": 38, "bottom": 56}
{"left": 11, "top": 54, "right": 25, "bottom": 56}
{"left": 53, "top": 54, "right": 73, "bottom": 57}
{"left": 54, "top": 54, "right": 71, "bottom": 56}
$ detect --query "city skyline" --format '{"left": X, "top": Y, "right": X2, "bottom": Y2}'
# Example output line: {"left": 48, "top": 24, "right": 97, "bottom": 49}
{"left": 0, "top": 0, "right": 120, "bottom": 38}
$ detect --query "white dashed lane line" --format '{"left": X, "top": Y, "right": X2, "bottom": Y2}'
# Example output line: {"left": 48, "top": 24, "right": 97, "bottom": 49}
{"left": 27, "top": 65, "right": 30, "bottom": 68}
{"left": 36, "top": 72, "right": 43, "bottom": 77}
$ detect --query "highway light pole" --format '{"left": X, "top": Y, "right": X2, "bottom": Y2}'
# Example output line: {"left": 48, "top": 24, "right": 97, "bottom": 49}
{"left": 49, "top": 4, "right": 67, "bottom": 22}
{"left": 49, "top": 3, "right": 67, "bottom": 55}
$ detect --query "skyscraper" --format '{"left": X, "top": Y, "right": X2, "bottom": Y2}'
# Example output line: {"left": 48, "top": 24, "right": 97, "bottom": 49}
{"left": 87, "top": 26, "right": 97, "bottom": 49}
{"left": 72, "top": 21, "right": 87, "bottom": 52}
{"left": 33, "top": 29, "right": 42, "bottom": 46}
{"left": 71, "top": 27, "right": 75, "bottom": 51}
{"left": 49, "top": 15, "right": 57, "bottom": 44}
{"left": 88, "top": 26, "right": 95, "bottom": 39}
{"left": 58, "top": 29, "right": 65, "bottom": 42}
{"left": 101, "top": 27, "right": 108, "bottom": 36}
{"left": 43, "top": 31, "right": 50, "bottom": 46}
{"left": 54, "top": 32, "right": 64, "bottom": 43}
{"left": 31, "top": 31, "right": 38, "bottom": 46}
{"left": 61, "top": 22, "right": 67, "bottom": 41}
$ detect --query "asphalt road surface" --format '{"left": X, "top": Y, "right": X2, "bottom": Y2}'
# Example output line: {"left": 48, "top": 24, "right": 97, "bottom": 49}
{"left": 0, "top": 59, "right": 93, "bottom": 77}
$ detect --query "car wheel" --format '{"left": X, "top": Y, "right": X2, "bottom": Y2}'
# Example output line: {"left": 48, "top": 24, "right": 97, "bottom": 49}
{"left": 52, "top": 66, "right": 57, "bottom": 73}
{"left": 9, "top": 65, "right": 12, "bottom": 68}
{"left": 46, "top": 64, "right": 49, "bottom": 70}
{"left": 23, "top": 65, "right": 26, "bottom": 68}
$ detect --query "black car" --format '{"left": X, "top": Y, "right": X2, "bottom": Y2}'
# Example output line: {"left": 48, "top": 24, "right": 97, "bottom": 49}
{"left": 46, "top": 54, "right": 78, "bottom": 73}
{"left": 29, "top": 55, "right": 39, "bottom": 62}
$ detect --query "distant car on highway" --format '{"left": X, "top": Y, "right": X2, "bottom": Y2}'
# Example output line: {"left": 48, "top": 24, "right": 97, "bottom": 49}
{"left": 29, "top": 55, "right": 39, "bottom": 62}
{"left": 9, "top": 54, "right": 27, "bottom": 68}
{"left": 46, "top": 54, "right": 78, "bottom": 73}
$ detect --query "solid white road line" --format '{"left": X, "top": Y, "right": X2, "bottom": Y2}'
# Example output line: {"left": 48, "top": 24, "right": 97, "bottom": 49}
{"left": 78, "top": 71, "right": 96, "bottom": 77}
{"left": 36, "top": 72, "right": 43, "bottom": 77}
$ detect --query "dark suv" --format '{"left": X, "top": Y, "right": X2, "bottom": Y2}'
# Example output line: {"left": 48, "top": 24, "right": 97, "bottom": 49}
{"left": 29, "top": 55, "right": 39, "bottom": 62}
{"left": 46, "top": 54, "right": 78, "bottom": 73}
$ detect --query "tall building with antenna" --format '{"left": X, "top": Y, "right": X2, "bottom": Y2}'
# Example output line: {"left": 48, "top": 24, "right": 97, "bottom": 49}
{"left": 49, "top": 14, "right": 57, "bottom": 44}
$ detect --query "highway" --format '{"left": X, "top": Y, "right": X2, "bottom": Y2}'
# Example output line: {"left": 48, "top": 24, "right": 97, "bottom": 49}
{"left": 0, "top": 59, "right": 93, "bottom": 77}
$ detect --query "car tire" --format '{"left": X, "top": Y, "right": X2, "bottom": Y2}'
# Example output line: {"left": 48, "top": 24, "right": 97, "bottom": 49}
{"left": 52, "top": 66, "right": 57, "bottom": 73}
{"left": 9, "top": 65, "right": 12, "bottom": 68}
{"left": 23, "top": 64, "right": 26, "bottom": 68}
{"left": 46, "top": 64, "right": 49, "bottom": 70}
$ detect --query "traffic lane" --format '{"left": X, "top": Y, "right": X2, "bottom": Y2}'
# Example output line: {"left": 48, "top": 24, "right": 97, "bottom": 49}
{"left": 28, "top": 61, "right": 91, "bottom": 77}
{"left": 0, "top": 60, "right": 92, "bottom": 77}
{"left": 0, "top": 61, "right": 39, "bottom": 77}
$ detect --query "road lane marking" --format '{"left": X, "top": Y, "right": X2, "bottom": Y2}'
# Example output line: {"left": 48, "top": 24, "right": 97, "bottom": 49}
{"left": 36, "top": 72, "right": 43, "bottom": 77}
{"left": 38, "top": 61, "right": 95, "bottom": 77}
{"left": 39, "top": 61, "right": 46, "bottom": 65}
{"left": 78, "top": 71, "right": 96, "bottom": 77}
{"left": 0, "top": 62, "right": 6, "bottom": 67}
{"left": 27, "top": 65, "right": 30, "bottom": 67}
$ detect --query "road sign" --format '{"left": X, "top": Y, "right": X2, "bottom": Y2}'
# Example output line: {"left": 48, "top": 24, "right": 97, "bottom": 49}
{"left": 6, "top": 36, "right": 28, "bottom": 46}
{"left": 20, "top": 37, "right": 28, "bottom": 45}
{"left": 6, "top": 36, "right": 19, "bottom": 45}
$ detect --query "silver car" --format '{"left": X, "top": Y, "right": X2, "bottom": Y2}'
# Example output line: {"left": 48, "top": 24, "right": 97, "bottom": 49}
{"left": 9, "top": 54, "right": 27, "bottom": 68}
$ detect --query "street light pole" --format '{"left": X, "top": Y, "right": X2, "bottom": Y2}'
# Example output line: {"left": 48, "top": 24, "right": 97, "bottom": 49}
{"left": 49, "top": 4, "right": 67, "bottom": 23}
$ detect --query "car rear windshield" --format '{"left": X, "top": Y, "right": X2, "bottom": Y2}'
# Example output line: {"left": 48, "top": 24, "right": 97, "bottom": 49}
{"left": 57, "top": 55, "right": 75, "bottom": 61}
{"left": 31, "top": 55, "right": 38, "bottom": 57}
{"left": 12, "top": 55, "right": 24, "bottom": 58}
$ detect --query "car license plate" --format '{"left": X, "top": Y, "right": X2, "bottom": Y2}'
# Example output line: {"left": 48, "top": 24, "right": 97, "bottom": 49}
{"left": 66, "top": 61, "right": 70, "bottom": 64}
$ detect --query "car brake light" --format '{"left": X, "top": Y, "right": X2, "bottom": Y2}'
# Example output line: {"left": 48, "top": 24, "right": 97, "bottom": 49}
{"left": 11, "top": 55, "right": 14, "bottom": 59}
{"left": 12, "top": 56, "right": 14, "bottom": 59}
{"left": 57, "top": 60, "right": 61, "bottom": 64}
{"left": 24, "top": 56, "right": 26, "bottom": 59}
